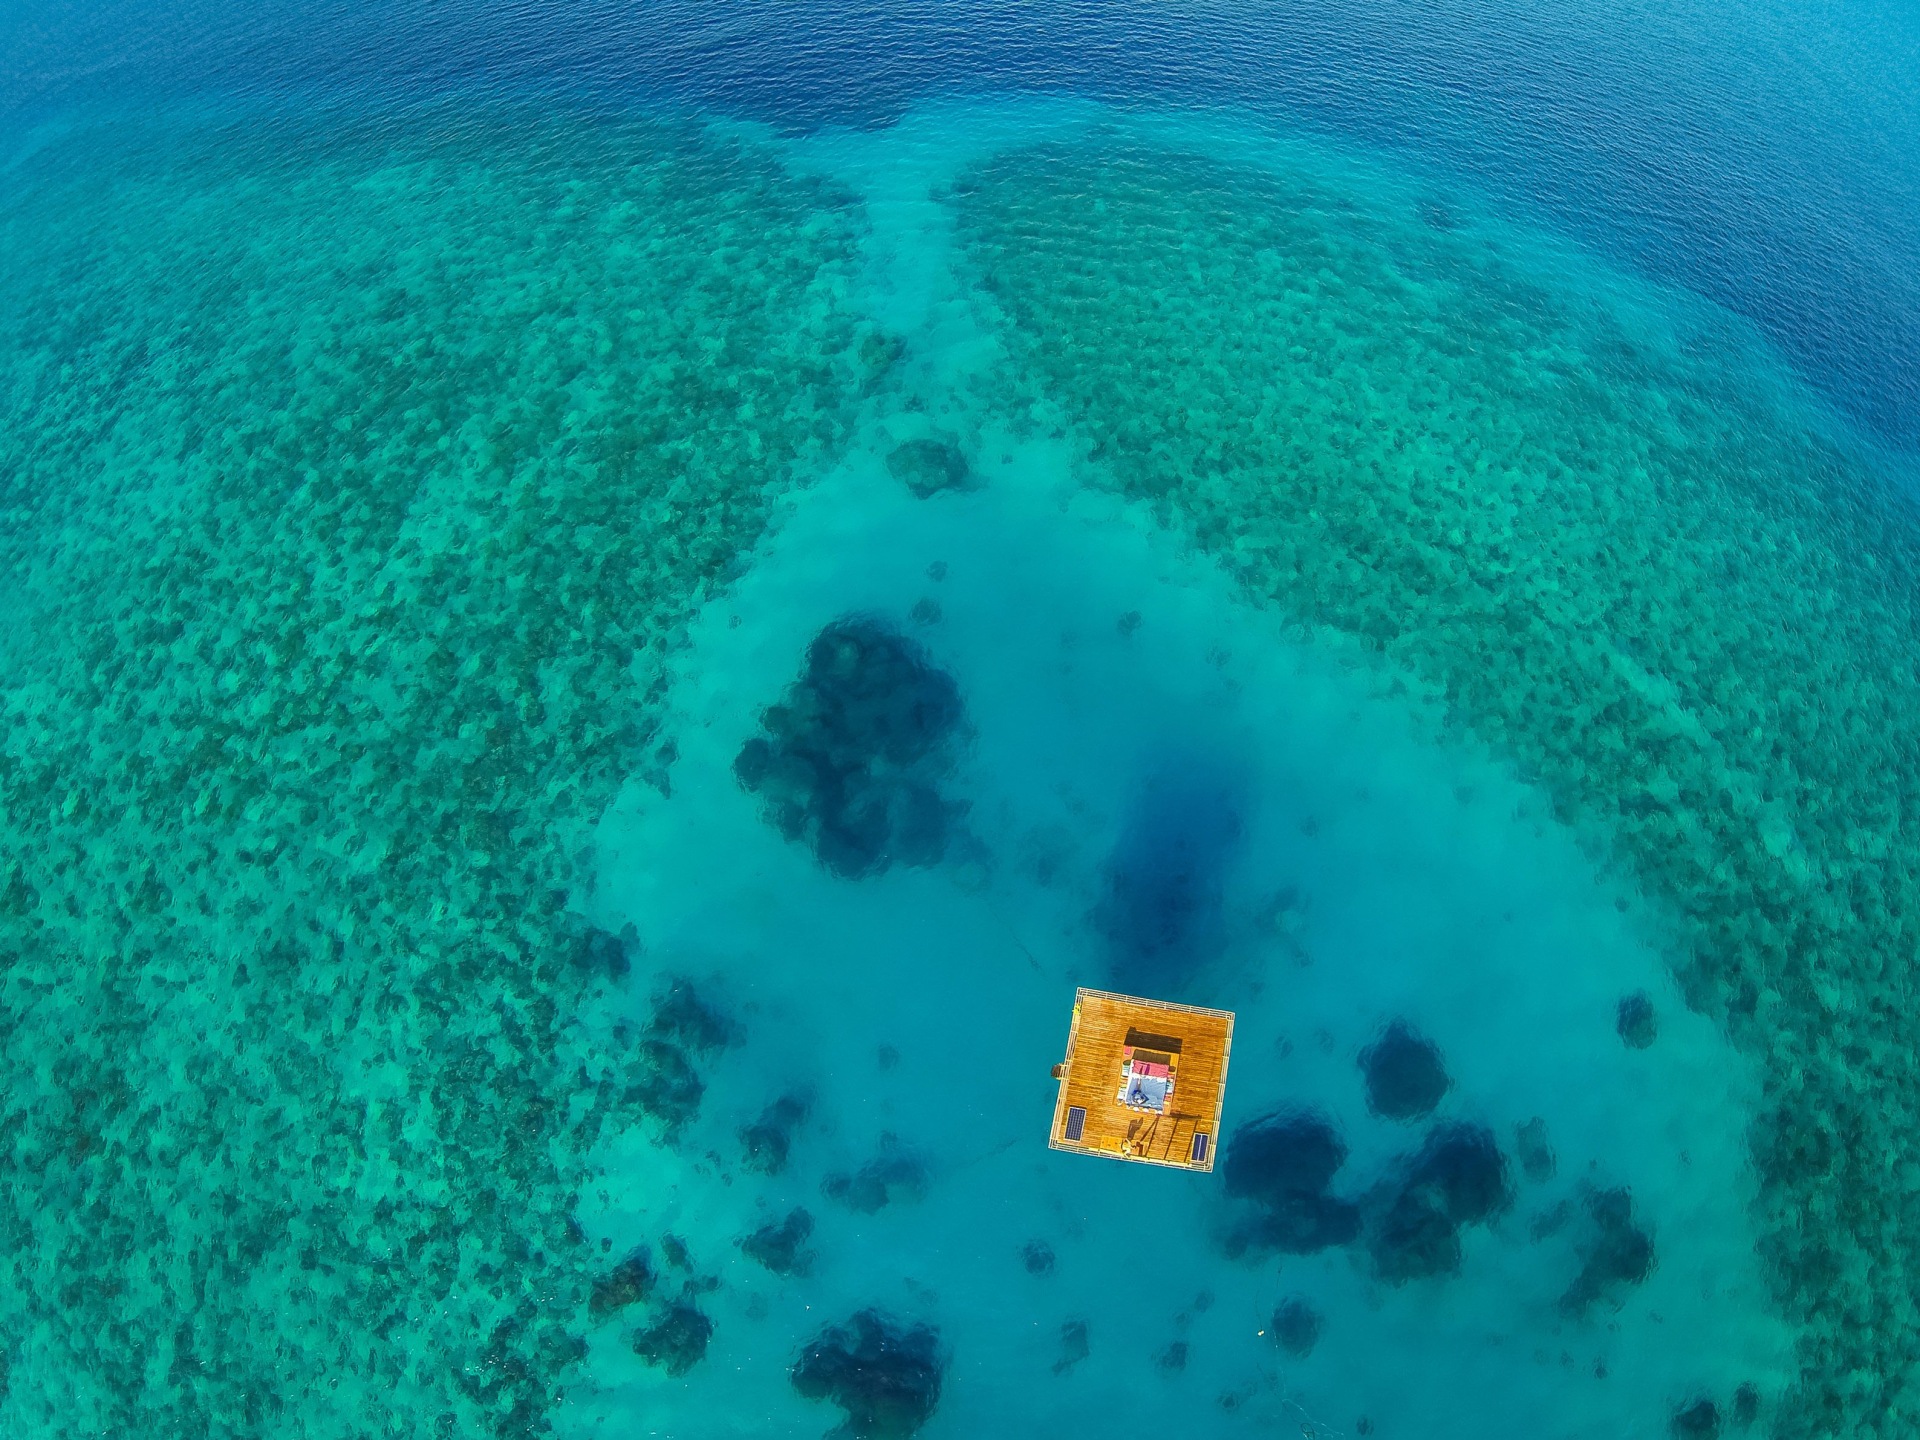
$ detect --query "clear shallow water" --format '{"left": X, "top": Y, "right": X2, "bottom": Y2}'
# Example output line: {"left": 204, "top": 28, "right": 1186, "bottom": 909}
{"left": 3, "top": 6, "right": 1919, "bottom": 1440}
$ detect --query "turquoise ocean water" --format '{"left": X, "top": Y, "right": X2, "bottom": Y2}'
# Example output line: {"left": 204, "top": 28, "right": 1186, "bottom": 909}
{"left": 4, "top": 4, "right": 1920, "bottom": 1438}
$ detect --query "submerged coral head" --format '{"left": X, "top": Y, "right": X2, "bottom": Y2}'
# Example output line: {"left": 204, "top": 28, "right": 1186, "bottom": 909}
{"left": 791, "top": 1309, "right": 945, "bottom": 1439}
{"left": 735, "top": 617, "right": 966, "bottom": 879}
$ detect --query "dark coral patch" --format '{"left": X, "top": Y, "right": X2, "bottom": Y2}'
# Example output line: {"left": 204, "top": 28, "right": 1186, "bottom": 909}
{"left": 741, "top": 1092, "right": 813, "bottom": 1176}
{"left": 823, "top": 1135, "right": 927, "bottom": 1214}
{"left": 633, "top": 1303, "right": 713, "bottom": 1377}
{"left": 1225, "top": 1112, "right": 1346, "bottom": 1199}
{"left": 588, "top": 1246, "right": 654, "bottom": 1319}
{"left": 1618, "top": 991, "right": 1659, "bottom": 1049}
{"left": 1515, "top": 1116, "right": 1556, "bottom": 1183}
{"left": 648, "top": 976, "right": 740, "bottom": 1053}
{"left": 1364, "top": 1124, "right": 1509, "bottom": 1284}
{"left": 632, "top": 1039, "right": 704, "bottom": 1130}
{"left": 1051, "top": 1319, "right": 1089, "bottom": 1375}
{"left": 1407, "top": 1123, "right": 1510, "bottom": 1226}
{"left": 571, "top": 923, "right": 632, "bottom": 980}
{"left": 742, "top": 1208, "right": 815, "bottom": 1277}
{"left": 735, "top": 618, "right": 966, "bottom": 880}
{"left": 1270, "top": 1298, "right": 1321, "bottom": 1358}
{"left": 792, "top": 1309, "right": 944, "bottom": 1438}
{"left": 1021, "top": 1240, "right": 1055, "bottom": 1275}
{"left": 1368, "top": 1188, "right": 1462, "bottom": 1283}
{"left": 1222, "top": 1111, "right": 1360, "bottom": 1255}
{"left": 1359, "top": 1020, "right": 1449, "bottom": 1120}
{"left": 1672, "top": 1398, "right": 1721, "bottom": 1438}
{"left": 1561, "top": 1186, "right": 1656, "bottom": 1316}
{"left": 886, "top": 438, "right": 973, "bottom": 498}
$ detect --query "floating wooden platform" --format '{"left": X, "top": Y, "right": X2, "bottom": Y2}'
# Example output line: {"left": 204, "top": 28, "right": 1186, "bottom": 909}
{"left": 1048, "top": 988, "right": 1234, "bottom": 1173}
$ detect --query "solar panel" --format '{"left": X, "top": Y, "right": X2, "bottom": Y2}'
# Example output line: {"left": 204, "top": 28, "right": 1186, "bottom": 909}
{"left": 1063, "top": 1106, "right": 1087, "bottom": 1142}
{"left": 1190, "top": 1132, "right": 1210, "bottom": 1165}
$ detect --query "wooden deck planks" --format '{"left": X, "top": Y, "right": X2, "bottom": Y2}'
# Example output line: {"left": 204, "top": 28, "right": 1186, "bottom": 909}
{"left": 1048, "top": 987, "right": 1234, "bottom": 1172}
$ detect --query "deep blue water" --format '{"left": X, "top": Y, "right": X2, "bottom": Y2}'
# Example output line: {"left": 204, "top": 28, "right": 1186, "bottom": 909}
{"left": 6, "top": 0, "right": 1918, "bottom": 446}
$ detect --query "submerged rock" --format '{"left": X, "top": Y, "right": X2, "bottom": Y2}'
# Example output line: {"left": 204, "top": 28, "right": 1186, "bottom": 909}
{"left": 791, "top": 1310, "right": 944, "bottom": 1438}
{"left": 1359, "top": 1020, "right": 1450, "bottom": 1120}
{"left": 1021, "top": 1240, "right": 1056, "bottom": 1276}
{"left": 633, "top": 1302, "right": 713, "bottom": 1377}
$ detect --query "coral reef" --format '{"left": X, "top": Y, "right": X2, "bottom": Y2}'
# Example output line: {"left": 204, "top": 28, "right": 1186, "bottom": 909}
{"left": 573, "top": 925, "right": 634, "bottom": 981}
{"left": 742, "top": 1208, "right": 817, "bottom": 1277}
{"left": 1561, "top": 1186, "right": 1657, "bottom": 1316}
{"left": 1051, "top": 1319, "right": 1090, "bottom": 1375}
{"left": 1406, "top": 1124, "right": 1511, "bottom": 1226}
{"left": 1673, "top": 1398, "right": 1722, "bottom": 1438}
{"left": 624, "top": 1037, "right": 702, "bottom": 1131}
{"left": 1359, "top": 1020, "right": 1450, "bottom": 1120}
{"left": 1020, "top": 1239, "right": 1056, "bottom": 1275}
{"left": 1222, "top": 1112, "right": 1360, "bottom": 1255}
{"left": 791, "top": 1310, "right": 945, "bottom": 1438}
{"left": 885, "top": 438, "right": 973, "bottom": 498}
{"left": 1617, "top": 991, "right": 1659, "bottom": 1049}
{"left": 647, "top": 976, "right": 741, "bottom": 1054}
{"left": 953, "top": 138, "right": 1920, "bottom": 1430}
{"left": 734, "top": 618, "right": 966, "bottom": 880}
{"left": 588, "top": 1246, "right": 656, "bottom": 1319}
{"left": 823, "top": 1134, "right": 929, "bottom": 1213}
{"left": 741, "top": 1092, "right": 814, "bottom": 1176}
{"left": 1270, "top": 1297, "right": 1322, "bottom": 1358}
{"left": 0, "top": 103, "right": 868, "bottom": 1436}
{"left": 1514, "top": 1117, "right": 1557, "bottom": 1183}
{"left": 633, "top": 1302, "right": 714, "bottom": 1377}
{"left": 1365, "top": 1124, "right": 1510, "bottom": 1284}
